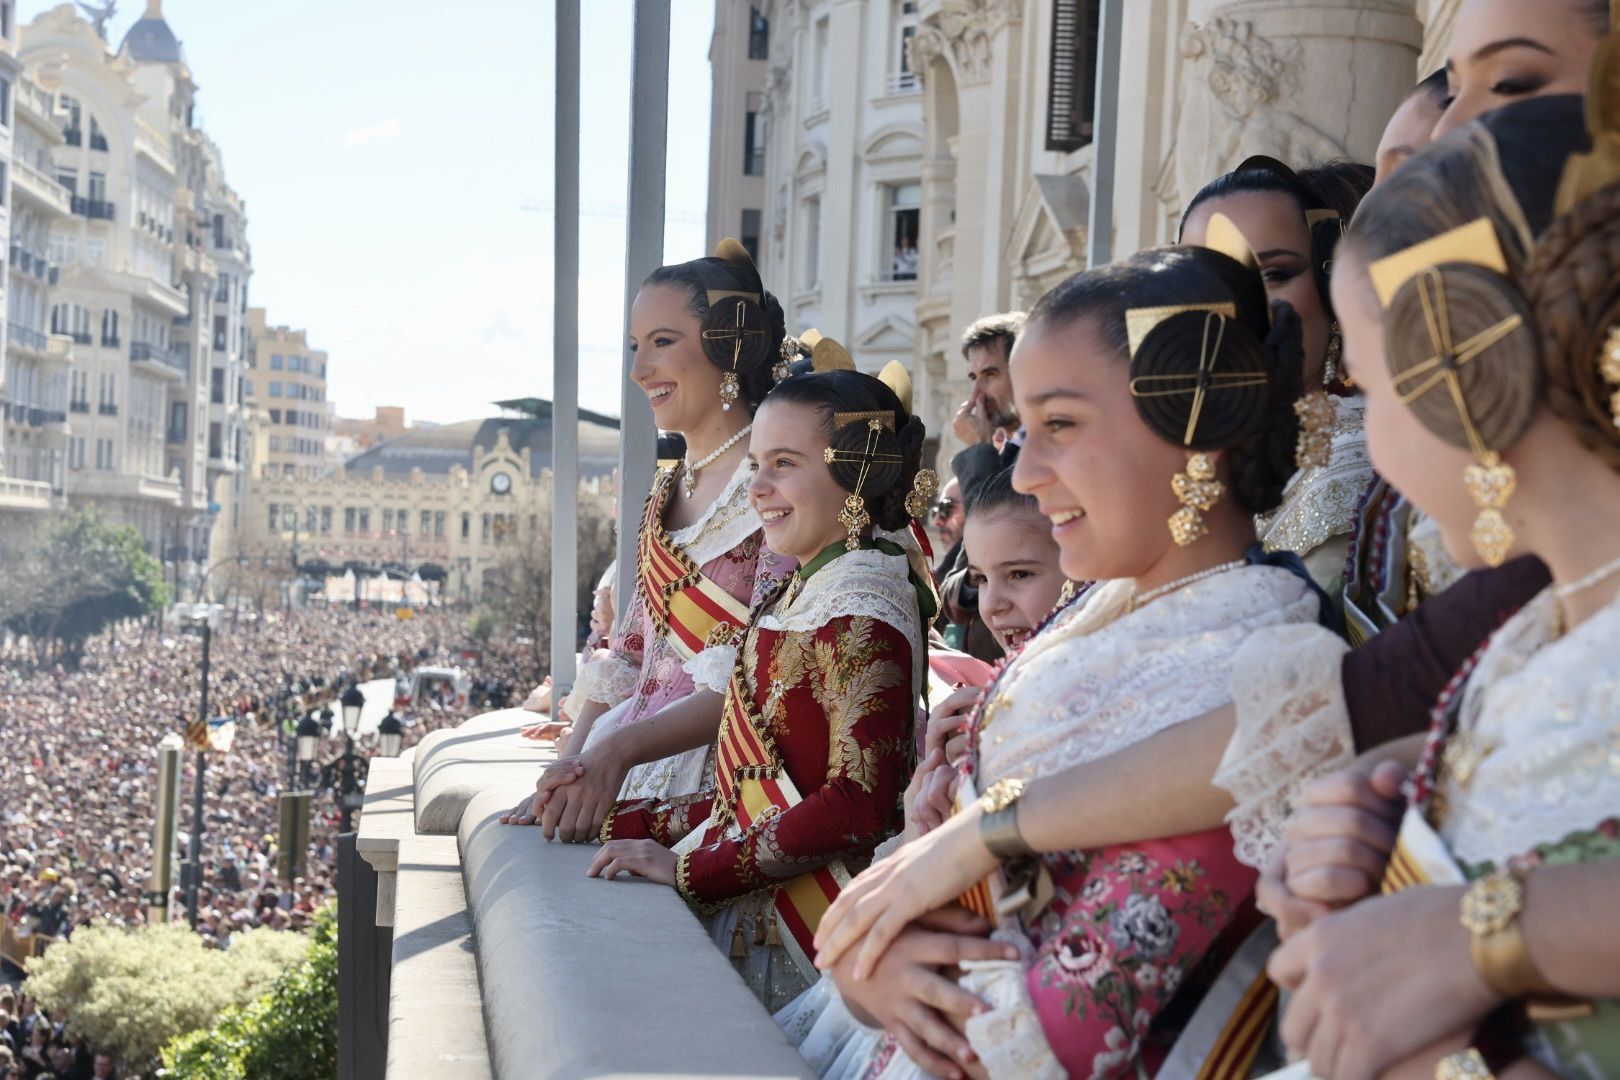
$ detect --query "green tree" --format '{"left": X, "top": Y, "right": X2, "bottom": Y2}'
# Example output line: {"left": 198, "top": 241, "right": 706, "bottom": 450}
{"left": 160, "top": 906, "right": 338, "bottom": 1080}
{"left": 1, "top": 508, "right": 169, "bottom": 663}
{"left": 23, "top": 922, "right": 308, "bottom": 1069}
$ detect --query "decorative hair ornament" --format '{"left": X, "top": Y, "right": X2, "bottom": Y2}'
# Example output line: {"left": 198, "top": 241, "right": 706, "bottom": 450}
{"left": 1125, "top": 303, "right": 1236, "bottom": 357}
{"left": 1128, "top": 309, "right": 1269, "bottom": 445}
{"left": 905, "top": 468, "right": 939, "bottom": 521}
{"left": 810, "top": 337, "right": 856, "bottom": 374}
{"left": 1169, "top": 452, "right": 1225, "bottom": 546}
{"left": 697, "top": 238, "right": 775, "bottom": 411}
{"left": 1553, "top": 34, "right": 1620, "bottom": 219}
{"left": 877, "top": 360, "right": 916, "bottom": 417}
{"left": 1203, "top": 211, "right": 1262, "bottom": 274}
{"left": 1368, "top": 220, "right": 1536, "bottom": 566}
{"left": 1603, "top": 327, "right": 1620, "bottom": 429}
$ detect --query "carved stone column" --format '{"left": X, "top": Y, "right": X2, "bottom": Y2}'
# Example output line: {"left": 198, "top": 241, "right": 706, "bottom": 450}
{"left": 1172, "top": 0, "right": 1422, "bottom": 209}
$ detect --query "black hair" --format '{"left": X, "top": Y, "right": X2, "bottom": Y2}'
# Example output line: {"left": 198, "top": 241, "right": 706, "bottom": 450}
{"left": 655, "top": 433, "right": 687, "bottom": 461}
{"left": 762, "top": 369, "right": 927, "bottom": 532}
{"left": 1180, "top": 156, "right": 1372, "bottom": 324}
{"left": 964, "top": 466, "right": 1038, "bottom": 521}
{"left": 1581, "top": 0, "right": 1612, "bottom": 32}
{"left": 642, "top": 252, "right": 786, "bottom": 412}
{"left": 1413, "top": 68, "right": 1448, "bottom": 103}
{"left": 1026, "top": 246, "right": 1305, "bottom": 515}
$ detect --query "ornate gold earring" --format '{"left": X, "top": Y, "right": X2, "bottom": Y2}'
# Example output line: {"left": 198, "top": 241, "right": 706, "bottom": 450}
{"left": 1463, "top": 452, "right": 1517, "bottom": 567}
{"left": 1293, "top": 391, "right": 1335, "bottom": 470}
{"left": 774, "top": 336, "right": 801, "bottom": 383}
{"left": 719, "top": 368, "right": 740, "bottom": 411}
{"left": 1323, "top": 322, "right": 1346, "bottom": 386}
{"left": 837, "top": 494, "right": 871, "bottom": 552}
{"left": 904, "top": 468, "right": 938, "bottom": 521}
{"left": 1600, "top": 325, "right": 1620, "bottom": 430}
{"left": 1169, "top": 452, "right": 1224, "bottom": 546}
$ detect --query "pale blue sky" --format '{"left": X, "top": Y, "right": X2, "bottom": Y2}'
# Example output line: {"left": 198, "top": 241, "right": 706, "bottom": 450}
{"left": 19, "top": 0, "right": 715, "bottom": 423}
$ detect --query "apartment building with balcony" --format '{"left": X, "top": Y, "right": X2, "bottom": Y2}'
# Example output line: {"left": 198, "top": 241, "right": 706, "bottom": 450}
{"left": 13, "top": 1, "right": 252, "bottom": 579}
{"left": 244, "top": 306, "right": 331, "bottom": 482}
{"left": 704, "top": 3, "right": 769, "bottom": 262}
{"left": 738, "top": 0, "right": 923, "bottom": 409}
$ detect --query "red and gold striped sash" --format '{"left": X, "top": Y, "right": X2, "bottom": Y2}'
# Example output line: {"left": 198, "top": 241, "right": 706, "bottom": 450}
{"left": 636, "top": 468, "right": 752, "bottom": 660}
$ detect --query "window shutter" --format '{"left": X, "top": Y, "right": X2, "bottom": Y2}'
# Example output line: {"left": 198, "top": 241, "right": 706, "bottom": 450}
{"left": 1046, "top": 0, "right": 1102, "bottom": 153}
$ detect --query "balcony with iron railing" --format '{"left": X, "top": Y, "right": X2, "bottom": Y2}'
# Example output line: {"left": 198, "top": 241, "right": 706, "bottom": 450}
{"left": 884, "top": 69, "right": 920, "bottom": 95}
{"left": 71, "top": 196, "right": 116, "bottom": 221}
{"left": 130, "top": 340, "right": 188, "bottom": 378}
{"left": 8, "top": 324, "right": 47, "bottom": 354}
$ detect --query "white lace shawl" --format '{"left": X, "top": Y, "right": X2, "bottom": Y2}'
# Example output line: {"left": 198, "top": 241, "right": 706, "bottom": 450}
{"left": 1440, "top": 587, "right": 1620, "bottom": 866}
{"left": 1256, "top": 395, "right": 1372, "bottom": 564}
{"left": 961, "top": 565, "right": 1325, "bottom": 1079}
{"left": 1218, "top": 626, "right": 1356, "bottom": 869}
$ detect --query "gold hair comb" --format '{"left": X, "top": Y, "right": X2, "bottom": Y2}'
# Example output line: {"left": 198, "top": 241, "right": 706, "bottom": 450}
{"left": 1367, "top": 218, "right": 1509, "bottom": 309}
{"left": 1125, "top": 303, "right": 1236, "bottom": 358}
{"left": 830, "top": 411, "right": 895, "bottom": 433}
{"left": 1128, "top": 311, "right": 1270, "bottom": 445}
{"left": 1554, "top": 34, "right": 1620, "bottom": 217}
{"left": 1204, "top": 212, "right": 1260, "bottom": 271}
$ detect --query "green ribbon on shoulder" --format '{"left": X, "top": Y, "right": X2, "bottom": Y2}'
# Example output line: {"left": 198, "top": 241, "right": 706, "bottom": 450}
{"left": 794, "top": 537, "right": 938, "bottom": 625}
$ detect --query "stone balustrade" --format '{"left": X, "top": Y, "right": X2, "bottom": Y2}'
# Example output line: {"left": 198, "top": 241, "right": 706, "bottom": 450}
{"left": 355, "top": 709, "right": 814, "bottom": 1079}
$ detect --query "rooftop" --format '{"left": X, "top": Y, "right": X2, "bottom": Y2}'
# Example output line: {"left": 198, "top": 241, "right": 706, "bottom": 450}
{"left": 119, "top": 1, "right": 185, "bottom": 65}
{"left": 342, "top": 409, "right": 622, "bottom": 482}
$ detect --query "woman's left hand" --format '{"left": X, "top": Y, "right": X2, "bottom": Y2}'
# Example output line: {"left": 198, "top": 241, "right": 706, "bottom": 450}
{"left": 586, "top": 839, "right": 677, "bottom": 886}
{"left": 1267, "top": 884, "right": 1501, "bottom": 1080}
{"left": 815, "top": 800, "right": 997, "bottom": 979}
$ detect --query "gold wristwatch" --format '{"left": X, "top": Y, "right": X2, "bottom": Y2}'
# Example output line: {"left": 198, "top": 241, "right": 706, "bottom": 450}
{"left": 978, "top": 777, "right": 1033, "bottom": 861}
{"left": 1434, "top": 1048, "right": 1494, "bottom": 1080}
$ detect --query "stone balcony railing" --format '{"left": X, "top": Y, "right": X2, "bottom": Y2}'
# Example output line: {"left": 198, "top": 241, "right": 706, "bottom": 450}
{"left": 351, "top": 710, "right": 814, "bottom": 1079}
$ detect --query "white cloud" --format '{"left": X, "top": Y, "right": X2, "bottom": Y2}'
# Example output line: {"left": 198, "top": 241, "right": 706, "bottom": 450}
{"left": 342, "top": 117, "right": 402, "bottom": 147}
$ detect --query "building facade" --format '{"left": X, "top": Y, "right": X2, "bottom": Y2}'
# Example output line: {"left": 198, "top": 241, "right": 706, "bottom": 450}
{"left": 1, "top": 12, "right": 74, "bottom": 517}
{"left": 8, "top": 1, "right": 251, "bottom": 587}
{"left": 705, "top": 3, "right": 769, "bottom": 262}
{"left": 727, "top": 0, "right": 926, "bottom": 387}
{"left": 244, "top": 306, "right": 331, "bottom": 481}
{"left": 240, "top": 410, "right": 621, "bottom": 606}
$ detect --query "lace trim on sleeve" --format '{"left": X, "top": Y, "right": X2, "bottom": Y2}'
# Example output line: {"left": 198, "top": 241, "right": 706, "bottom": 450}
{"left": 683, "top": 644, "right": 737, "bottom": 696}
{"left": 1216, "top": 625, "right": 1356, "bottom": 870}
{"left": 960, "top": 933, "right": 1065, "bottom": 1080}
{"left": 572, "top": 654, "right": 640, "bottom": 708}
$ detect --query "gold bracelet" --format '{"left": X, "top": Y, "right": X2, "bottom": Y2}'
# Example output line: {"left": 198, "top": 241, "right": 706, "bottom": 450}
{"left": 1460, "top": 869, "right": 1559, "bottom": 998}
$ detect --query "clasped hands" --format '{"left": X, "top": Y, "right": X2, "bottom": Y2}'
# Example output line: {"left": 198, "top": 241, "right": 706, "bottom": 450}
{"left": 497, "top": 736, "right": 627, "bottom": 842}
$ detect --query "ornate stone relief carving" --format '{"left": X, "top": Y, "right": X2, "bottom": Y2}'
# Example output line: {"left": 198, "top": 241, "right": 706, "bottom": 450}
{"left": 1172, "top": 15, "right": 1348, "bottom": 210}
{"left": 917, "top": 0, "right": 1022, "bottom": 87}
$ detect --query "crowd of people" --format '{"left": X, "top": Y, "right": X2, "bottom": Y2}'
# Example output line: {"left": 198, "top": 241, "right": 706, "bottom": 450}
{"left": 480, "top": 1, "right": 1620, "bottom": 1077}
{"left": 0, "top": 604, "right": 525, "bottom": 1077}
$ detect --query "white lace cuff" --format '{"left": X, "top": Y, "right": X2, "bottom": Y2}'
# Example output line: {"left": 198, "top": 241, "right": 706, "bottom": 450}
{"left": 960, "top": 934, "right": 1064, "bottom": 1080}
{"left": 572, "top": 655, "right": 639, "bottom": 707}
{"left": 1216, "top": 625, "right": 1355, "bottom": 870}
{"left": 682, "top": 644, "right": 737, "bottom": 696}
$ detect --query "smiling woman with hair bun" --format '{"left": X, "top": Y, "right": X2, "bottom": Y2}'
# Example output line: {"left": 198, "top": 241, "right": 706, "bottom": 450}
{"left": 501, "top": 239, "right": 797, "bottom": 841}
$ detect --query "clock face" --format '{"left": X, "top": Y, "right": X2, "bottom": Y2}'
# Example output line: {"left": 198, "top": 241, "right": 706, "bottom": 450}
{"left": 491, "top": 472, "right": 512, "bottom": 495}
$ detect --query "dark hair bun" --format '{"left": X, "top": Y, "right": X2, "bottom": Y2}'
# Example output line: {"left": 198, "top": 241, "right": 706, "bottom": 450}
{"left": 824, "top": 414, "right": 907, "bottom": 511}
{"left": 1383, "top": 264, "right": 1541, "bottom": 452}
{"left": 1130, "top": 309, "right": 1271, "bottom": 450}
{"left": 700, "top": 295, "right": 775, "bottom": 377}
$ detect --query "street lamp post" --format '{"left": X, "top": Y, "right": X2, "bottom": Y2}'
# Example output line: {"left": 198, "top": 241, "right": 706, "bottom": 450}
{"left": 166, "top": 602, "right": 222, "bottom": 930}
{"left": 337, "top": 684, "right": 365, "bottom": 833}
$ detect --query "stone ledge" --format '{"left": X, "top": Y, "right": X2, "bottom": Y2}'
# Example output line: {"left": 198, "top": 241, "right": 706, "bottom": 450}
{"left": 458, "top": 788, "right": 813, "bottom": 1079}
{"left": 357, "top": 756, "right": 417, "bottom": 927}
{"left": 387, "top": 833, "right": 493, "bottom": 1080}
{"left": 414, "top": 708, "right": 554, "bottom": 835}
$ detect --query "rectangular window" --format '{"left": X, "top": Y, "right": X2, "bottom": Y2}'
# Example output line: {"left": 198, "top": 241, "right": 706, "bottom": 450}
{"left": 168, "top": 400, "right": 185, "bottom": 440}
{"left": 270, "top": 353, "right": 283, "bottom": 370}
{"left": 460, "top": 513, "right": 470, "bottom": 539}
{"left": 435, "top": 512, "right": 446, "bottom": 537}
{"left": 269, "top": 381, "right": 282, "bottom": 398}
{"left": 891, "top": 1, "right": 920, "bottom": 93}
{"left": 420, "top": 510, "right": 432, "bottom": 536}
{"left": 741, "top": 208, "right": 762, "bottom": 262}
{"left": 0, "top": 79, "right": 9, "bottom": 131}
{"left": 345, "top": 507, "right": 357, "bottom": 532}
{"left": 358, "top": 509, "right": 370, "bottom": 533}
{"left": 210, "top": 367, "right": 224, "bottom": 405}
{"left": 383, "top": 508, "right": 394, "bottom": 535}
{"left": 213, "top": 315, "right": 227, "bottom": 351}
{"left": 55, "top": 167, "right": 75, "bottom": 195}
{"left": 481, "top": 513, "right": 491, "bottom": 541}
{"left": 811, "top": 17, "right": 829, "bottom": 111}
{"left": 269, "top": 504, "right": 280, "bottom": 532}
{"left": 748, "top": 7, "right": 769, "bottom": 59}
{"left": 321, "top": 506, "right": 332, "bottom": 533}
{"left": 268, "top": 435, "right": 281, "bottom": 452}
{"left": 1046, "top": 0, "right": 1102, "bottom": 153}
{"left": 69, "top": 436, "right": 84, "bottom": 470}
{"left": 884, "top": 182, "right": 921, "bottom": 281}
{"left": 804, "top": 195, "right": 822, "bottom": 288}
{"left": 269, "top": 409, "right": 281, "bottom": 423}
{"left": 208, "top": 422, "right": 222, "bottom": 459}
{"left": 87, "top": 171, "right": 106, "bottom": 201}
{"left": 743, "top": 108, "right": 764, "bottom": 176}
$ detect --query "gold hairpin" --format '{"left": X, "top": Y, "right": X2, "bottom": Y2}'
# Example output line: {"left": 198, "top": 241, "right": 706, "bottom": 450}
{"left": 1125, "top": 303, "right": 1236, "bottom": 357}
{"left": 825, "top": 447, "right": 904, "bottom": 464}
{"left": 831, "top": 411, "right": 894, "bottom": 432}
{"left": 1554, "top": 34, "right": 1620, "bottom": 217}
{"left": 1367, "top": 218, "right": 1509, "bottom": 309}
{"left": 1127, "top": 311, "right": 1269, "bottom": 444}
{"left": 702, "top": 300, "right": 769, "bottom": 363}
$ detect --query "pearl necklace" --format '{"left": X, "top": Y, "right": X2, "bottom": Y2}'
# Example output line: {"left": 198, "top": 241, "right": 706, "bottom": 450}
{"left": 1552, "top": 550, "right": 1620, "bottom": 602}
{"left": 1126, "top": 558, "right": 1247, "bottom": 614}
{"left": 682, "top": 423, "right": 752, "bottom": 498}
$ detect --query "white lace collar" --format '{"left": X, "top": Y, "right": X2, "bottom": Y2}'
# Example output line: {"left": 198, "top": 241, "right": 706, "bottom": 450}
{"left": 976, "top": 564, "right": 1319, "bottom": 787}
{"left": 758, "top": 547, "right": 926, "bottom": 695}
{"left": 1441, "top": 587, "right": 1620, "bottom": 865}
{"left": 667, "top": 456, "right": 761, "bottom": 567}
{"left": 1257, "top": 394, "right": 1372, "bottom": 559}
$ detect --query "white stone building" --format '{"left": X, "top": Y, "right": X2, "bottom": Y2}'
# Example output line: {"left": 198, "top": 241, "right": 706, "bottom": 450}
{"left": 725, "top": 1, "right": 926, "bottom": 388}
{"left": 12, "top": 1, "right": 251, "bottom": 585}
